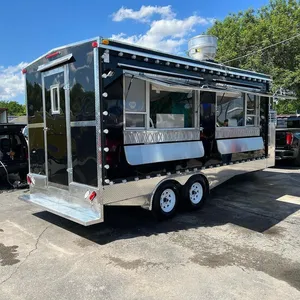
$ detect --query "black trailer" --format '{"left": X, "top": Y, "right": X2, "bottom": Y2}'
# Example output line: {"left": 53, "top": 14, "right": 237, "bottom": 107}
{"left": 20, "top": 37, "right": 276, "bottom": 225}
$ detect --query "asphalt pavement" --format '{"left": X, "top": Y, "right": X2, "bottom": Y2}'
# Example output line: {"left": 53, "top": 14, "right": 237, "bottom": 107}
{"left": 1, "top": 167, "right": 300, "bottom": 300}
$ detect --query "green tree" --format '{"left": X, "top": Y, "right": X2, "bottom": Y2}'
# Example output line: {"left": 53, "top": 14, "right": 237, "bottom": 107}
{"left": 0, "top": 100, "right": 26, "bottom": 116}
{"left": 206, "top": 0, "right": 300, "bottom": 114}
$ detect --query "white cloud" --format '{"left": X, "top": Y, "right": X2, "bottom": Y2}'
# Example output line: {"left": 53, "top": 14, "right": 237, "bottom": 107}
{"left": 112, "top": 5, "right": 175, "bottom": 22}
{"left": 111, "top": 14, "right": 214, "bottom": 54}
{"left": 0, "top": 62, "right": 27, "bottom": 101}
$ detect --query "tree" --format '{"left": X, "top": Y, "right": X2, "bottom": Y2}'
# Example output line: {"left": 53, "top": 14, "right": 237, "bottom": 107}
{"left": 0, "top": 100, "right": 26, "bottom": 116}
{"left": 206, "top": 0, "right": 300, "bottom": 114}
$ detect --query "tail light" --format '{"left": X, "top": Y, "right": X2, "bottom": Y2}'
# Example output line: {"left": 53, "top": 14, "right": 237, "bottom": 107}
{"left": 89, "top": 191, "right": 97, "bottom": 201}
{"left": 84, "top": 191, "right": 97, "bottom": 201}
{"left": 286, "top": 132, "right": 293, "bottom": 145}
{"left": 27, "top": 174, "right": 35, "bottom": 186}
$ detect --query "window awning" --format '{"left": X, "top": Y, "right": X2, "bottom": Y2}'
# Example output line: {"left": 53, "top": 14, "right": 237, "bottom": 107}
{"left": 124, "top": 71, "right": 273, "bottom": 97}
{"left": 124, "top": 71, "right": 204, "bottom": 92}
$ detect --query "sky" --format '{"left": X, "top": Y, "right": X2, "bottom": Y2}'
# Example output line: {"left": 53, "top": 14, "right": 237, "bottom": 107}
{"left": 0, "top": 0, "right": 270, "bottom": 104}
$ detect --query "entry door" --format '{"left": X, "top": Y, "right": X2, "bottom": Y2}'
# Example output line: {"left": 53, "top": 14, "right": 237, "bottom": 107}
{"left": 42, "top": 67, "right": 69, "bottom": 187}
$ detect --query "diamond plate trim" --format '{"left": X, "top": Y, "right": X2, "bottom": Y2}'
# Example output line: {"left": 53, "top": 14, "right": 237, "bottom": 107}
{"left": 124, "top": 129, "right": 200, "bottom": 144}
{"left": 215, "top": 127, "right": 260, "bottom": 139}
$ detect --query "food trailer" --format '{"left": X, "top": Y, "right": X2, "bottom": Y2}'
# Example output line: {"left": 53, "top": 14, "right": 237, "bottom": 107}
{"left": 20, "top": 36, "right": 276, "bottom": 225}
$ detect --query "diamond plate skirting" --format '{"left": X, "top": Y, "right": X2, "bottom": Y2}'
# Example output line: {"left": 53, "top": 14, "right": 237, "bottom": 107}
{"left": 215, "top": 126, "right": 260, "bottom": 139}
{"left": 124, "top": 129, "right": 201, "bottom": 145}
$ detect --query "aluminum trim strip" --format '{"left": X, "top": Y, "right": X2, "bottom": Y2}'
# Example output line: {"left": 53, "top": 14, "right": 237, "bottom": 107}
{"left": 217, "top": 137, "right": 264, "bottom": 155}
{"left": 94, "top": 41, "right": 102, "bottom": 191}
{"left": 37, "top": 54, "right": 73, "bottom": 72}
{"left": 41, "top": 73, "right": 49, "bottom": 183}
{"left": 70, "top": 121, "right": 96, "bottom": 127}
{"left": 104, "top": 45, "right": 271, "bottom": 81}
{"left": 124, "top": 141, "right": 204, "bottom": 165}
{"left": 215, "top": 127, "right": 260, "bottom": 139}
{"left": 64, "top": 64, "right": 73, "bottom": 184}
{"left": 124, "top": 129, "right": 201, "bottom": 144}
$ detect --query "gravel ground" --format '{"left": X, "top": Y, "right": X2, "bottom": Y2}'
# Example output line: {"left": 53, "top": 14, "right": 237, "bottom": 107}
{"left": 1, "top": 167, "right": 300, "bottom": 300}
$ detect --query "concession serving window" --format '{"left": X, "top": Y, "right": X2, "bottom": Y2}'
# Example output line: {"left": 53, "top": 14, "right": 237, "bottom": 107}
{"left": 123, "top": 72, "right": 203, "bottom": 145}
{"left": 122, "top": 72, "right": 205, "bottom": 165}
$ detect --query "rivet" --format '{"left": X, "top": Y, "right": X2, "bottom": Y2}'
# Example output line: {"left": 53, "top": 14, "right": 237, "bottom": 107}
{"left": 166, "top": 61, "right": 170, "bottom": 66}
{"left": 104, "top": 165, "right": 110, "bottom": 169}
{"left": 103, "top": 129, "right": 109, "bottom": 134}
{"left": 118, "top": 52, "right": 123, "bottom": 57}
{"left": 103, "top": 111, "right": 108, "bottom": 116}
{"left": 144, "top": 58, "right": 148, "bottom": 62}
{"left": 104, "top": 147, "right": 109, "bottom": 152}
{"left": 132, "top": 55, "right": 136, "bottom": 59}
{"left": 105, "top": 179, "right": 110, "bottom": 184}
{"left": 176, "top": 64, "right": 180, "bottom": 68}
{"left": 102, "top": 92, "right": 108, "bottom": 98}
{"left": 193, "top": 67, "right": 198, "bottom": 71}
{"left": 155, "top": 59, "right": 160, "bottom": 64}
{"left": 122, "top": 179, "right": 127, "bottom": 183}
{"left": 185, "top": 65, "right": 189, "bottom": 69}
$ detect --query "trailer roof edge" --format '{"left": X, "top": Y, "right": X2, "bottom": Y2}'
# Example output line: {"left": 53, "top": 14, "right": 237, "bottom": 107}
{"left": 102, "top": 38, "right": 272, "bottom": 81}
{"left": 25, "top": 36, "right": 100, "bottom": 69}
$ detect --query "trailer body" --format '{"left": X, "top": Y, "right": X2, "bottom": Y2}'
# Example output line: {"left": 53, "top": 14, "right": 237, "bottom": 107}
{"left": 20, "top": 37, "right": 276, "bottom": 225}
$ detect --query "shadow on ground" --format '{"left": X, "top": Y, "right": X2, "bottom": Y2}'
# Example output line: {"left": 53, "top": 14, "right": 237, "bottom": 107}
{"left": 33, "top": 168, "right": 300, "bottom": 246}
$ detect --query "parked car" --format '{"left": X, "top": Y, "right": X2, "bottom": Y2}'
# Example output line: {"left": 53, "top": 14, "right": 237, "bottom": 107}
{"left": 276, "top": 115, "right": 300, "bottom": 165}
{"left": 0, "top": 123, "right": 28, "bottom": 181}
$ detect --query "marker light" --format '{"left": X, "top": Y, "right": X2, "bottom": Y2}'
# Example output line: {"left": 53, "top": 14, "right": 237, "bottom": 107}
{"left": 89, "top": 191, "right": 97, "bottom": 201}
{"left": 92, "top": 41, "right": 98, "bottom": 48}
{"left": 102, "top": 39, "right": 109, "bottom": 45}
{"left": 46, "top": 51, "right": 60, "bottom": 59}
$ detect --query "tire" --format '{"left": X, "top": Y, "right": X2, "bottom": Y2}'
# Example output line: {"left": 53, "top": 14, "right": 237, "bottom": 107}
{"left": 152, "top": 181, "right": 179, "bottom": 221}
{"left": 182, "top": 175, "right": 208, "bottom": 210}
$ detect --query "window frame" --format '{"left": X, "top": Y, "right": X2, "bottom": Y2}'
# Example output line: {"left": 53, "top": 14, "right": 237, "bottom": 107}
{"left": 123, "top": 74, "right": 200, "bottom": 131}
{"left": 216, "top": 91, "right": 260, "bottom": 128}
{"left": 50, "top": 84, "right": 60, "bottom": 115}
{"left": 123, "top": 76, "right": 148, "bottom": 129}
{"left": 245, "top": 93, "right": 260, "bottom": 127}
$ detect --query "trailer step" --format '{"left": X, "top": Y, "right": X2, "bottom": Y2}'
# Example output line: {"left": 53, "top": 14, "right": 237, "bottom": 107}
{"left": 19, "top": 193, "right": 102, "bottom": 226}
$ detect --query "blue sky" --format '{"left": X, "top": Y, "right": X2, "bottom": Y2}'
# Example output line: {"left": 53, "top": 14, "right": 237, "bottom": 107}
{"left": 0, "top": 0, "right": 270, "bottom": 104}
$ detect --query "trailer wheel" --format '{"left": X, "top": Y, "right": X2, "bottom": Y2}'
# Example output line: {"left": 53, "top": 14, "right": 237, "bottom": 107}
{"left": 182, "top": 176, "right": 208, "bottom": 210}
{"left": 152, "top": 181, "right": 179, "bottom": 220}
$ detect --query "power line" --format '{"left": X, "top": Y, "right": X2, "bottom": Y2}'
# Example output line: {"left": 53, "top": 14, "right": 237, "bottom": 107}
{"left": 222, "top": 32, "right": 300, "bottom": 64}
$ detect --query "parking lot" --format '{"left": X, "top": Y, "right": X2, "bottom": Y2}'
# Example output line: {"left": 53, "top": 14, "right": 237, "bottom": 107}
{"left": 1, "top": 166, "right": 300, "bottom": 300}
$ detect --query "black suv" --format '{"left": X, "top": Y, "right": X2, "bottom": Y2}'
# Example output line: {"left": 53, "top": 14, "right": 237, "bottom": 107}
{"left": 276, "top": 115, "right": 300, "bottom": 165}
{"left": 0, "top": 123, "right": 28, "bottom": 181}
